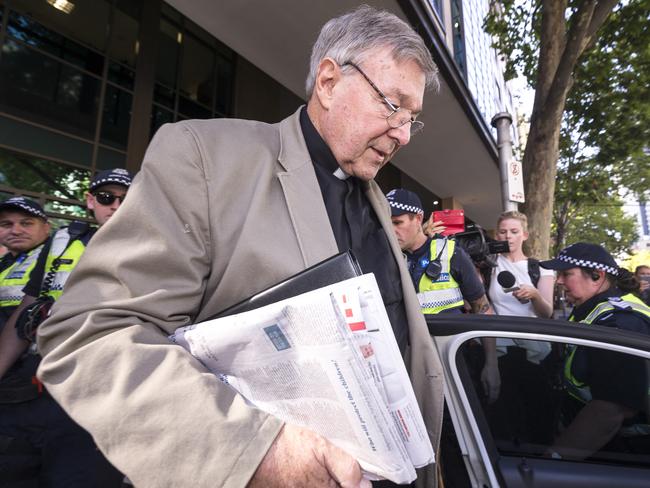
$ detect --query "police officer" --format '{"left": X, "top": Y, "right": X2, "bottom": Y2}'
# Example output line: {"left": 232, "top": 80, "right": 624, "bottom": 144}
{"left": 541, "top": 242, "right": 650, "bottom": 460}
{"left": 386, "top": 189, "right": 492, "bottom": 316}
{"left": 0, "top": 169, "right": 132, "bottom": 487}
{"left": 0, "top": 197, "right": 51, "bottom": 329}
{"left": 386, "top": 188, "right": 499, "bottom": 485}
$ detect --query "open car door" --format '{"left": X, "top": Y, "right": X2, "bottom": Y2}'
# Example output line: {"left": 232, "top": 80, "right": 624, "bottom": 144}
{"left": 428, "top": 315, "right": 650, "bottom": 488}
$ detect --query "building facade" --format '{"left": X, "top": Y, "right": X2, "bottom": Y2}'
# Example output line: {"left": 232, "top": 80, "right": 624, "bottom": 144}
{"left": 0, "top": 0, "right": 518, "bottom": 228}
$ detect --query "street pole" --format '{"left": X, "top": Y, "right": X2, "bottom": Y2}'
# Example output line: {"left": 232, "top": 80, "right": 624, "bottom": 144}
{"left": 491, "top": 112, "right": 518, "bottom": 212}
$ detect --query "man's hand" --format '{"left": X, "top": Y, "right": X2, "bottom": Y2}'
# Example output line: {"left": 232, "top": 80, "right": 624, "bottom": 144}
{"left": 248, "top": 424, "right": 371, "bottom": 488}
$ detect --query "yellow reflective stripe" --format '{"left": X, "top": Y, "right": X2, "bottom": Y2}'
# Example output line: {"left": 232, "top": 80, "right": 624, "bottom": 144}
{"left": 418, "top": 238, "right": 463, "bottom": 314}
{"left": 42, "top": 239, "right": 86, "bottom": 300}
{"left": 0, "top": 245, "right": 43, "bottom": 307}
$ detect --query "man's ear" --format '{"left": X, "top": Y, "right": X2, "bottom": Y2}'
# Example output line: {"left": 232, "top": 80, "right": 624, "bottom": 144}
{"left": 312, "top": 57, "right": 340, "bottom": 110}
{"left": 85, "top": 192, "right": 95, "bottom": 211}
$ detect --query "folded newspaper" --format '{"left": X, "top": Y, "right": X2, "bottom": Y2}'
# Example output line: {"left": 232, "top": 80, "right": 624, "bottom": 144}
{"left": 169, "top": 273, "right": 434, "bottom": 484}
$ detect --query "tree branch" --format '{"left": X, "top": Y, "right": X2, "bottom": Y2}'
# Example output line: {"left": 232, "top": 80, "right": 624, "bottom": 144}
{"left": 586, "top": 0, "right": 619, "bottom": 42}
{"left": 542, "top": 1, "right": 598, "bottom": 123}
{"left": 533, "top": 0, "right": 567, "bottom": 109}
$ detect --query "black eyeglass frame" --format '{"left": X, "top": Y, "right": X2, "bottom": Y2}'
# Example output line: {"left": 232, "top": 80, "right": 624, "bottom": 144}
{"left": 92, "top": 191, "right": 126, "bottom": 206}
{"left": 342, "top": 61, "right": 424, "bottom": 136}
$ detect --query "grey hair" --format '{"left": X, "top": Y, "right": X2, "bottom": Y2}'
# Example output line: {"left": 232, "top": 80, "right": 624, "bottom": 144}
{"left": 305, "top": 5, "right": 439, "bottom": 98}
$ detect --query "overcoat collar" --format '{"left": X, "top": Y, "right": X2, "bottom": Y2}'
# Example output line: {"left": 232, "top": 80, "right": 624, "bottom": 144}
{"left": 276, "top": 108, "right": 339, "bottom": 267}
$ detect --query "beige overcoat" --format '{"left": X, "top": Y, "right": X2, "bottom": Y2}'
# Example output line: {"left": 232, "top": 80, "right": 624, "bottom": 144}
{"left": 37, "top": 108, "right": 445, "bottom": 487}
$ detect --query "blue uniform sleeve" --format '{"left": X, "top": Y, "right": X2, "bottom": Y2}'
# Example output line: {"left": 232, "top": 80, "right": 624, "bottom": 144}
{"left": 450, "top": 245, "right": 486, "bottom": 302}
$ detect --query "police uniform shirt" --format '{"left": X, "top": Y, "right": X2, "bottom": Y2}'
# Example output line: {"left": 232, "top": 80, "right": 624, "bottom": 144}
{"left": 300, "top": 108, "right": 410, "bottom": 352}
{"left": 22, "top": 227, "right": 95, "bottom": 298}
{"left": 570, "top": 288, "right": 650, "bottom": 411}
{"left": 406, "top": 236, "right": 485, "bottom": 312}
{"left": 0, "top": 252, "right": 21, "bottom": 327}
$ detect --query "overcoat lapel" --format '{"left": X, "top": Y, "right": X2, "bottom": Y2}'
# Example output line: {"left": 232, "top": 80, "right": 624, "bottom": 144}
{"left": 276, "top": 110, "right": 339, "bottom": 268}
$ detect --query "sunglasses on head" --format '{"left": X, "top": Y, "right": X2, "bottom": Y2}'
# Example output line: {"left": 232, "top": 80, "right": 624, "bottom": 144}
{"left": 93, "top": 191, "right": 125, "bottom": 206}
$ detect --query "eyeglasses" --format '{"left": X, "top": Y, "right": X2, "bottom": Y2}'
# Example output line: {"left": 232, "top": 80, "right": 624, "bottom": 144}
{"left": 93, "top": 191, "right": 126, "bottom": 206}
{"left": 342, "top": 61, "right": 424, "bottom": 136}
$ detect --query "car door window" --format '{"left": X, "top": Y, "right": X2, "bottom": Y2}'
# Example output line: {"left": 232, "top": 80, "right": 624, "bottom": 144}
{"left": 458, "top": 337, "right": 650, "bottom": 467}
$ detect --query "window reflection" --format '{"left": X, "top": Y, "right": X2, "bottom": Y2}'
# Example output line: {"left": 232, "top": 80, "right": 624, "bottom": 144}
{"left": 101, "top": 85, "right": 132, "bottom": 150}
{"left": 11, "top": 0, "right": 110, "bottom": 57}
{"left": 0, "top": 38, "right": 100, "bottom": 139}
{"left": 156, "top": 18, "right": 180, "bottom": 89}
{"left": 459, "top": 338, "right": 650, "bottom": 466}
{"left": 7, "top": 5, "right": 106, "bottom": 75}
{"left": 179, "top": 33, "right": 214, "bottom": 110}
{"left": 109, "top": 0, "right": 140, "bottom": 69}
{"left": 0, "top": 146, "right": 90, "bottom": 203}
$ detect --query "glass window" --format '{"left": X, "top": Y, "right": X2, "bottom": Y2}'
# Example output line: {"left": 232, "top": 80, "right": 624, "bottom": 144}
{"left": 9, "top": 0, "right": 109, "bottom": 54}
{"left": 0, "top": 38, "right": 100, "bottom": 139}
{"left": 150, "top": 105, "right": 173, "bottom": 138}
{"left": 458, "top": 337, "right": 650, "bottom": 466}
{"left": 96, "top": 146, "right": 125, "bottom": 170}
{"left": 101, "top": 85, "right": 132, "bottom": 150}
{"left": 428, "top": 0, "right": 444, "bottom": 23}
{"left": 178, "top": 96, "right": 211, "bottom": 120}
{"left": 108, "top": 61, "right": 135, "bottom": 91}
{"left": 451, "top": 0, "right": 466, "bottom": 78}
{"left": 0, "top": 115, "right": 93, "bottom": 167}
{"left": 0, "top": 146, "right": 91, "bottom": 202}
{"left": 153, "top": 83, "right": 175, "bottom": 109}
{"left": 179, "top": 33, "right": 214, "bottom": 110}
{"left": 155, "top": 18, "right": 180, "bottom": 89}
{"left": 215, "top": 53, "right": 234, "bottom": 115}
{"left": 109, "top": 0, "right": 140, "bottom": 69}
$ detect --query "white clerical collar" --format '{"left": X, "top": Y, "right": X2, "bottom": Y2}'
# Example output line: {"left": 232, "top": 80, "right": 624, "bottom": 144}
{"left": 333, "top": 167, "right": 350, "bottom": 180}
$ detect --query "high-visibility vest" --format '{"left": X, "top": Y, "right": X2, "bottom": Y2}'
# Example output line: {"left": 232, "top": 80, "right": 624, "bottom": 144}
{"left": 564, "top": 293, "right": 650, "bottom": 403}
{"left": 40, "top": 228, "right": 87, "bottom": 300}
{"left": 416, "top": 238, "right": 464, "bottom": 314}
{"left": 0, "top": 245, "right": 45, "bottom": 308}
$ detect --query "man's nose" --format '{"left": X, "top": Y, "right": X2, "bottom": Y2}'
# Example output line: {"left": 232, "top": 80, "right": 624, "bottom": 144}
{"left": 389, "top": 123, "right": 411, "bottom": 146}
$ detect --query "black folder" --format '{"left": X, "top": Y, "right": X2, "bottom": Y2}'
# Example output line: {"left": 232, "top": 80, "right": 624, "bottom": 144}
{"left": 211, "top": 251, "right": 363, "bottom": 319}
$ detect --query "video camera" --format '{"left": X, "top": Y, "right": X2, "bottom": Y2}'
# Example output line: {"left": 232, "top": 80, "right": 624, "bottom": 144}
{"left": 451, "top": 223, "right": 509, "bottom": 270}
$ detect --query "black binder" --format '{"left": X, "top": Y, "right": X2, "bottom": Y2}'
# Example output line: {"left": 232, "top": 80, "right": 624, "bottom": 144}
{"left": 211, "top": 251, "right": 363, "bottom": 319}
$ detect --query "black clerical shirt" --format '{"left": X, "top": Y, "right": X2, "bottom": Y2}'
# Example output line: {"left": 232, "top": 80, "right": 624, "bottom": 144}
{"left": 299, "top": 108, "right": 410, "bottom": 352}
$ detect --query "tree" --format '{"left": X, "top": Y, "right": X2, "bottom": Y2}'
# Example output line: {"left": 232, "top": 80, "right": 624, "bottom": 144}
{"left": 485, "top": 0, "right": 623, "bottom": 258}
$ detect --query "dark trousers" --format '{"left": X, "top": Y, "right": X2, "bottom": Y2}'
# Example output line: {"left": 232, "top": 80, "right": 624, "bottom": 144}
{"left": 0, "top": 393, "right": 123, "bottom": 488}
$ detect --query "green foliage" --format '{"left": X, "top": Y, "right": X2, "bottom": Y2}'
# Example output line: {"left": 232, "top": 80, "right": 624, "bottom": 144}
{"left": 0, "top": 147, "right": 90, "bottom": 219}
{"left": 566, "top": 0, "right": 650, "bottom": 195}
{"left": 552, "top": 198, "right": 638, "bottom": 256}
{"left": 484, "top": 0, "right": 542, "bottom": 82}
{"left": 485, "top": 0, "right": 649, "bottom": 255}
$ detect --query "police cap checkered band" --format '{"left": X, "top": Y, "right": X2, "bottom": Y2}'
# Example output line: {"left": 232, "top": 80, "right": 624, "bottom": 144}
{"left": 90, "top": 168, "right": 133, "bottom": 192}
{"left": 385, "top": 188, "right": 424, "bottom": 217}
{"left": 539, "top": 242, "right": 619, "bottom": 276}
{"left": 0, "top": 196, "right": 47, "bottom": 220}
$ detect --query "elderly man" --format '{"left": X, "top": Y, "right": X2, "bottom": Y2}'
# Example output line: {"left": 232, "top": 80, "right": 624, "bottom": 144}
{"left": 37, "top": 6, "right": 444, "bottom": 488}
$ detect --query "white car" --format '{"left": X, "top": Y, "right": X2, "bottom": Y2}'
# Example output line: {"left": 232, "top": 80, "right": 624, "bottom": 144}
{"left": 429, "top": 314, "right": 650, "bottom": 487}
